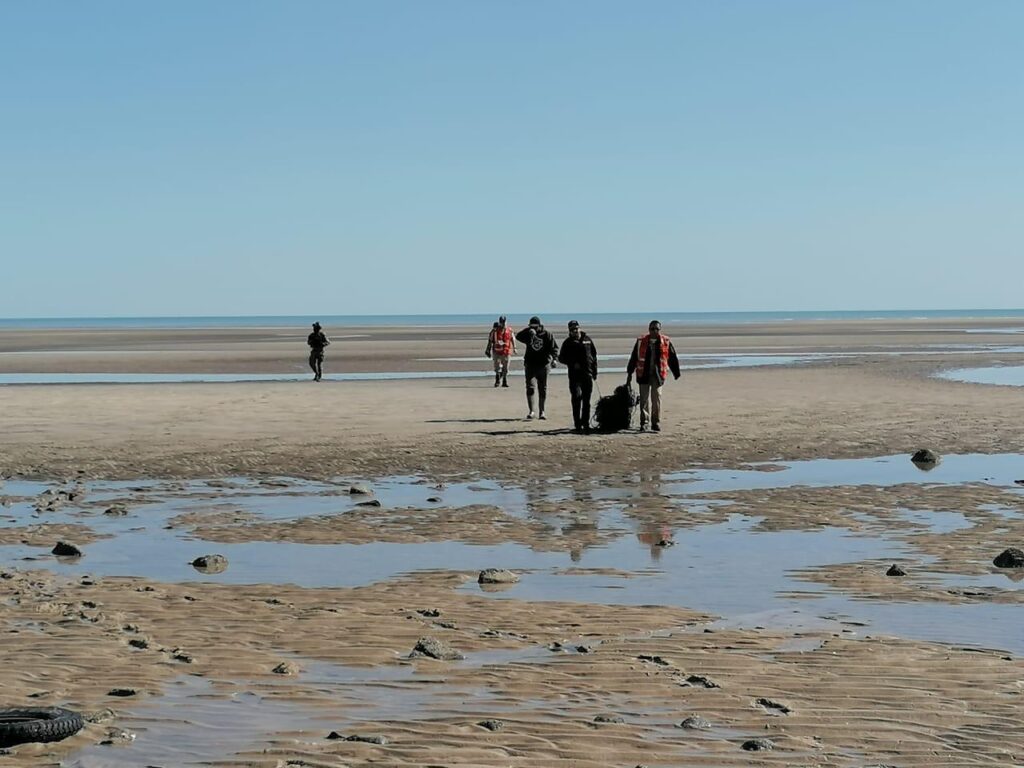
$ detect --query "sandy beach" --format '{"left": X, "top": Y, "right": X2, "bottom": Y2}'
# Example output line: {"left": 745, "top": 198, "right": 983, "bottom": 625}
{"left": 2, "top": 318, "right": 1024, "bottom": 766}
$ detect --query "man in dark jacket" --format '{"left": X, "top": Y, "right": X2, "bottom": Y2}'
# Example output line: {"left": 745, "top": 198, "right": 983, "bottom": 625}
{"left": 515, "top": 316, "right": 558, "bottom": 420}
{"left": 558, "top": 320, "right": 598, "bottom": 433}
{"left": 626, "top": 320, "right": 680, "bottom": 432}
{"left": 307, "top": 321, "right": 331, "bottom": 382}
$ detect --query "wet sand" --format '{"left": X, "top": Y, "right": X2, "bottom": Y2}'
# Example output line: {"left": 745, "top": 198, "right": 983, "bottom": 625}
{"left": 2, "top": 318, "right": 1024, "bottom": 766}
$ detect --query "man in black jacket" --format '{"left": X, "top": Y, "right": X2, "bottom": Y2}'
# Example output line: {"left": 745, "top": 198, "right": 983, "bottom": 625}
{"left": 307, "top": 322, "right": 331, "bottom": 382}
{"left": 515, "top": 316, "right": 558, "bottom": 420}
{"left": 558, "top": 320, "right": 598, "bottom": 433}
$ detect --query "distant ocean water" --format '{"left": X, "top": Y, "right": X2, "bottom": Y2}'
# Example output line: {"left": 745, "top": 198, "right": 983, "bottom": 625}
{"left": 2, "top": 309, "right": 1024, "bottom": 330}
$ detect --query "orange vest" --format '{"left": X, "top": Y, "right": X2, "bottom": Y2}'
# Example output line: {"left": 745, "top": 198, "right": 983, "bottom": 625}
{"left": 637, "top": 334, "right": 671, "bottom": 380}
{"left": 491, "top": 326, "right": 513, "bottom": 356}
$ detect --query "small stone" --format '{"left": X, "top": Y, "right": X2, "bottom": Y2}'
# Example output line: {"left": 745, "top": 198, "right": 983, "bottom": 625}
{"left": 637, "top": 654, "right": 670, "bottom": 666}
{"left": 356, "top": 499, "right": 382, "bottom": 507}
{"left": 478, "top": 719, "right": 504, "bottom": 731}
{"left": 575, "top": 645, "right": 593, "bottom": 654}
{"left": 416, "top": 608, "right": 441, "bottom": 617}
{"left": 128, "top": 638, "right": 148, "bottom": 649}
{"left": 755, "top": 697, "right": 791, "bottom": 714}
{"left": 343, "top": 734, "right": 389, "bottom": 745}
{"left": 910, "top": 448, "right": 940, "bottom": 467}
{"left": 410, "top": 636, "right": 463, "bottom": 660}
{"left": 84, "top": 708, "right": 117, "bottom": 724}
{"left": 426, "top": 496, "right": 442, "bottom": 503}
{"left": 52, "top": 542, "right": 82, "bottom": 557}
{"left": 272, "top": 661, "right": 299, "bottom": 675}
{"left": 886, "top": 564, "right": 907, "bottom": 577}
{"left": 678, "top": 716, "right": 712, "bottom": 729}
{"left": 191, "top": 554, "right": 228, "bottom": 573}
{"left": 104, "top": 505, "right": 129, "bottom": 516}
{"left": 478, "top": 568, "right": 519, "bottom": 584}
{"left": 107, "top": 688, "right": 136, "bottom": 697}
{"left": 742, "top": 738, "right": 774, "bottom": 751}
{"left": 685, "top": 675, "right": 720, "bottom": 688}
{"left": 993, "top": 548, "right": 1024, "bottom": 568}
{"left": 348, "top": 484, "right": 371, "bottom": 495}
{"left": 171, "top": 648, "right": 194, "bottom": 663}
{"left": 99, "top": 728, "right": 135, "bottom": 745}
{"left": 593, "top": 714, "right": 625, "bottom": 724}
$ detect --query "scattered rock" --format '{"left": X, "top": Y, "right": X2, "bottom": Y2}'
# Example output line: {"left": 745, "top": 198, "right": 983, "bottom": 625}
{"left": 678, "top": 716, "right": 712, "bottom": 730}
{"left": 575, "top": 645, "right": 593, "bottom": 654}
{"left": 410, "top": 636, "right": 464, "bottom": 660}
{"left": 478, "top": 568, "right": 519, "bottom": 584}
{"left": 478, "top": 719, "right": 504, "bottom": 731}
{"left": 325, "top": 731, "right": 388, "bottom": 744}
{"left": 191, "top": 554, "right": 228, "bottom": 573}
{"left": 593, "top": 714, "right": 625, "bottom": 724}
{"left": 127, "top": 638, "right": 148, "bottom": 649}
{"left": 755, "top": 697, "right": 791, "bottom": 714}
{"left": 886, "top": 564, "right": 907, "bottom": 577}
{"left": 426, "top": 496, "right": 442, "bottom": 503}
{"left": 104, "top": 505, "right": 129, "bottom": 516}
{"left": 910, "top": 448, "right": 940, "bottom": 467}
{"left": 52, "top": 541, "right": 82, "bottom": 557}
{"left": 685, "top": 675, "right": 720, "bottom": 688}
{"left": 84, "top": 708, "right": 117, "bottom": 724}
{"left": 637, "top": 654, "right": 671, "bottom": 666}
{"left": 272, "top": 661, "right": 300, "bottom": 675}
{"left": 356, "top": 499, "right": 382, "bottom": 507}
{"left": 416, "top": 608, "right": 442, "bottom": 617}
{"left": 993, "top": 548, "right": 1024, "bottom": 568}
{"left": 741, "top": 738, "right": 774, "bottom": 751}
{"left": 170, "top": 648, "right": 194, "bottom": 663}
{"left": 107, "top": 688, "right": 136, "bottom": 697}
{"left": 348, "top": 484, "right": 371, "bottom": 495}
{"left": 99, "top": 728, "right": 135, "bottom": 745}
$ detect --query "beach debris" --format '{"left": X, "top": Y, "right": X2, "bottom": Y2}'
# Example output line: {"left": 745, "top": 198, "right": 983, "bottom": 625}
{"left": 478, "top": 568, "right": 519, "bottom": 584}
{"left": 685, "top": 674, "right": 720, "bottom": 688}
{"left": 107, "top": 689, "right": 136, "bottom": 697}
{"left": 637, "top": 654, "right": 671, "bottom": 666}
{"left": 478, "top": 719, "right": 505, "bottom": 731}
{"left": 98, "top": 728, "right": 135, "bottom": 745}
{"left": 741, "top": 738, "right": 774, "bottom": 751}
{"left": 910, "top": 448, "right": 940, "bottom": 468}
{"left": 410, "top": 636, "right": 464, "bottom": 660}
{"left": 190, "top": 554, "right": 228, "bottom": 573}
{"left": 426, "top": 496, "right": 442, "bottom": 503}
{"left": 755, "top": 697, "right": 792, "bottom": 715}
{"left": 326, "top": 732, "right": 389, "bottom": 744}
{"left": 416, "top": 608, "right": 441, "bottom": 617}
{"left": 272, "top": 661, "right": 300, "bottom": 675}
{"left": 356, "top": 499, "right": 382, "bottom": 507}
{"left": 348, "top": 484, "right": 371, "bottom": 495}
{"left": 51, "top": 542, "right": 82, "bottom": 558}
{"left": 170, "top": 648, "right": 194, "bottom": 663}
{"left": 593, "top": 714, "right": 625, "bottom": 724}
{"left": 103, "top": 505, "right": 129, "bottom": 516}
{"left": 0, "top": 706, "right": 85, "bottom": 748}
{"left": 575, "top": 644, "right": 593, "bottom": 654}
{"left": 678, "top": 716, "right": 712, "bottom": 730}
{"left": 993, "top": 548, "right": 1024, "bottom": 568}
{"left": 886, "top": 564, "right": 908, "bottom": 577}
{"left": 127, "top": 638, "right": 148, "bottom": 650}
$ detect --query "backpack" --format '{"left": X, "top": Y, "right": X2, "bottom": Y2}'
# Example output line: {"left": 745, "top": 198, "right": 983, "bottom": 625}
{"left": 593, "top": 384, "right": 639, "bottom": 432}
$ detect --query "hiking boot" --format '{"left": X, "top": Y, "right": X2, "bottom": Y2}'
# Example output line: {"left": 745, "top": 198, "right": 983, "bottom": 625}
{"left": 501, "top": 378, "right": 509, "bottom": 388}
{"left": 652, "top": 423, "right": 661, "bottom": 432}
{"left": 494, "top": 379, "right": 500, "bottom": 388}
{"left": 538, "top": 412, "right": 547, "bottom": 420}
{"left": 526, "top": 412, "right": 535, "bottom": 420}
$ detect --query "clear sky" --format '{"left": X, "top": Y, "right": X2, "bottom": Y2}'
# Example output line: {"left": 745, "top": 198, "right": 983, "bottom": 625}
{"left": 2, "top": 1, "right": 1022, "bottom": 317}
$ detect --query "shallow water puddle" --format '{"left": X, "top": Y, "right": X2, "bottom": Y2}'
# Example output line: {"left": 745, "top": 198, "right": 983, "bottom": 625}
{"left": 939, "top": 365, "right": 1024, "bottom": 387}
{"left": 3, "top": 458, "right": 1024, "bottom": 655}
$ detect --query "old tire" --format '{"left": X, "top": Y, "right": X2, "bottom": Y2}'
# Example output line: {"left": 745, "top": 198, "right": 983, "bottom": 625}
{"left": 0, "top": 707, "right": 84, "bottom": 748}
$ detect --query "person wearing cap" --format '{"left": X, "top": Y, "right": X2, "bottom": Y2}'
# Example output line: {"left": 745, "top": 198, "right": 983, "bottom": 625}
{"left": 626, "top": 320, "right": 680, "bottom": 432}
{"left": 484, "top": 315, "right": 516, "bottom": 388}
{"left": 557, "top": 320, "right": 599, "bottom": 433}
{"left": 515, "top": 316, "right": 558, "bottom": 420}
{"left": 306, "top": 321, "right": 331, "bottom": 382}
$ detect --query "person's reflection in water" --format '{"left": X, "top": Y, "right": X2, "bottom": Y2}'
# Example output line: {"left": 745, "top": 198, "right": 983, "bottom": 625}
{"left": 636, "top": 522, "right": 673, "bottom": 562}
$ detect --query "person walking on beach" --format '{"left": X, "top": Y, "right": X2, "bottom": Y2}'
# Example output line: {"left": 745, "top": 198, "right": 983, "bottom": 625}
{"left": 485, "top": 315, "right": 516, "bottom": 388}
{"left": 626, "top": 320, "right": 680, "bottom": 432}
{"left": 558, "top": 320, "right": 598, "bottom": 433}
{"left": 516, "top": 316, "right": 558, "bottom": 420}
{"left": 307, "top": 321, "right": 330, "bottom": 382}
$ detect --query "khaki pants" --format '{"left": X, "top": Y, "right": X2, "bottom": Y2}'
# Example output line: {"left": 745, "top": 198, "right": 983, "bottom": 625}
{"left": 492, "top": 354, "right": 511, "bottom": 376}
{"left": 638, "top": 382, "right": 662, "bottom": 426}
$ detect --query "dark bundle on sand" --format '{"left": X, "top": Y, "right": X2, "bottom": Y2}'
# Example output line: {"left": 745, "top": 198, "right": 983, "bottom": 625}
{"left": 593, "top": 384, "right": 639, "bottom": 432}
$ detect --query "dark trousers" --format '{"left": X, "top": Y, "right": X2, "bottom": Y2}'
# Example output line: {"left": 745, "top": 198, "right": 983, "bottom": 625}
{"left": 569, "top": 373, "right": 593, "bottom": 429}
{"left": 309, "top": 350, "right": 324, "bottom": 378}
{"left": 525, "top": 364, "right": 549, "bottom": 414}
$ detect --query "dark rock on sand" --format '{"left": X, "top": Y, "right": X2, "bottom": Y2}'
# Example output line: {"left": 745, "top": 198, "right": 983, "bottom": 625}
{"left": 410, "top": 636, "right": 464, "bottom": 660}
{"left": 993, "top": 548, "right": 1024, "bottom": 568}
{"left": 478, "top": 568, "right": 519, "bottom": 584}
{"left": 637, "top": 654, "right": 671, "bottom": 666}
{"left": 191, "top": 554, "right": 228, "bottom": 573}
{"left": 886, "top": 563, "right": 907, "bottom": 576}
{"left": 272, "top": 661, "right": 300, "bottom": 675}
{"left": 427, "top": 496, "right": 442, "bottom": 503}
{"left": 107, "top": 688, "right": 136, "bottom": 697}
{"left": 755, "top": 697, "right": 792, "bottom": 714}
{"left": 478, "top": 719, "right": 505, "bottom": 731}
{"left": 678, "top": 716, "right": 712, "bottom": 730}
{"left": 52, "top": 542, "right": 82, "bottom": 557}
{"left": 741, "top": 738, "right": 774, "bottom": 751}
{"left": 348, "top": 484, "right": 371, "bottom": 495}
{"left": 685, "top": 675, "right": 720, "bottom": 688}
{"left": 356, "top": 499, "right": 382, "bottom": 507}
{"left": 84, "top": 708, "right": 117, "bottom": 724}
{"left": 593, "top": 714, "right": 625, "bottom": 724}
{"left": 416, "top": 608, "right": 442, "bottom": 617}
{"left": 104, "top": 504, "right": 129, "bottom": 516}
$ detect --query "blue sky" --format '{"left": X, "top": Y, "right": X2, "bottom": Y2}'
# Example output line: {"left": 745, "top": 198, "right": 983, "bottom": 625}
{"left": 2, "top": 1, "right": 1022, "bottom": 317}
